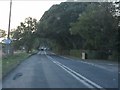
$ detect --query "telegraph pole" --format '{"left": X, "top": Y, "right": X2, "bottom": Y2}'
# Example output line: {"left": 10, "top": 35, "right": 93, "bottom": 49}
{"left": 8, "top": 0, "right": 12, "bottom": 39}
{"left": 6, "top": 0, "right": 12, "bottom": 55}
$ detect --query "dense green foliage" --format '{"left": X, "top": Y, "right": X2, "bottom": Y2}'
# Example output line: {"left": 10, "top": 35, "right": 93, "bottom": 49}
{"left": 36, "top": 2, "right": 89, "bottom": 50}
{"left": 70, "top": 3, "right": 118, "bottom": 51}
{"left": 11, "top": 2, "right": 119, "bottom": 59}
{"left": 0, "top": 29, "right": 6, "bottom": 38}
{"left": 11, "top": 17, "right": 37, "bottom": 53}
{"left": 36, "top": 2, "right": 119, "bottom": 53}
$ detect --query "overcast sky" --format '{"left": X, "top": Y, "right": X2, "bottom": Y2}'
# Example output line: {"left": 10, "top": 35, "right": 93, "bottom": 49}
{"left": 0, "top": 0, "right": 65, "bottom": 32}
{"left": 0, "top": 0, "right": 117, "bottom": 32}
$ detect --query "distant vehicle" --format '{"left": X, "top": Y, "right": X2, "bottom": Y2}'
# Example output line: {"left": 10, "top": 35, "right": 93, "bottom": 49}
{"left": 39, "top": 47, "right": 46, "bottom": 51}
{"left": 40, "top": 48, "right": 44, "bottom": 51}
{"left": 39, "top": 46, "right": 50, "bottom": 51}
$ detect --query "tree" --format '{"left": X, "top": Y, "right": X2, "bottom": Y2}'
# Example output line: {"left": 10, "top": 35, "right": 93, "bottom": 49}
{"left": 70, "top": 3, "right": 118, "bottom": 51}
{"left": 0, "top": 29, "right": 6, "bottom": 38}
{"left": 36, "top": 2, "right": 89, "bottom": 50}
{"left": 12, "top": 17, "right": 37, "bottom": 53}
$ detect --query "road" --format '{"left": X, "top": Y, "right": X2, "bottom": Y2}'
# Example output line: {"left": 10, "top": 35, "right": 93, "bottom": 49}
{"left": 2, "top": 51, "right": 118, "bottom": 89}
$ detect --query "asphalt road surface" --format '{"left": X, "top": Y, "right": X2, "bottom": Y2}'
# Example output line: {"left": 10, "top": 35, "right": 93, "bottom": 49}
{"left": 2, "top": 51, "right": 118, "bottom": 89}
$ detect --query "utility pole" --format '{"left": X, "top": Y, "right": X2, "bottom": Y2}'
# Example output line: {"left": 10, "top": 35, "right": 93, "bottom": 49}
{"left": 5, "top": 0, "right": 12, "bottom": 55}
{"left": 8, "top": 0, "right": 12, "bottom": 39}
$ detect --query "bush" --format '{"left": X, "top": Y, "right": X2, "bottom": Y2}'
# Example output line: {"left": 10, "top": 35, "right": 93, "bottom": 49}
{"left": 110, "top": 51, "right": 119, "bottom": 61}
{"left": 70, "top": 50, "right": 82, "bottom": 58}
{"left": 70, "top": 49, "right": 109, "bottom": 60}
{"left": 85, "top": 50, "right": 108, "bottom": 59}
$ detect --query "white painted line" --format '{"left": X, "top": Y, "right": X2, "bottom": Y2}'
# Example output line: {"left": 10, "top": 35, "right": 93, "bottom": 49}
{"left": 61, "top": 56, "right": 114, "bottom": 72}
{"left": 54, "top": 61, "right": 95, "bottom": 88}
{"left": 59, "top": 63, "right": 103, "bottom": 89}
{"left": 62, "top": 56, "right": 71, "bottom": 60}
{"left": 46, "top": 55, "right": 53, "bottom": 60}
{"left": 44, "top": 51, "right": 46, "bottom": 55}
{"left": 113, "top": 78, "right": 116, "bottom": 81}
{"left": 37, "top": 51, "right": 41, "bottom": 55}
{"left": 47, "top": 55, "right": 104, "bottom": 89}
{"left": 54, "top": 61, "right": 104, "bottom": 89}
{"left": 108, "top": 64, "right": 114, "bottom": 66}
{"left": 51, "top": 52, "right": 55, "bottom": 55}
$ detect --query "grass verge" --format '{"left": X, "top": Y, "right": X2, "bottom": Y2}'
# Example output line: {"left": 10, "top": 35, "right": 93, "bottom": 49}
{"left": 2, "top": 52, "right": 29, "bottom": 78}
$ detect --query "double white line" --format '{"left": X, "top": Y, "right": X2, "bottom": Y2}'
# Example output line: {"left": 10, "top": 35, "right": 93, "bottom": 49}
{"left": 47, "top": 55, "right": 105, "bottom": 90}
{"left": 37, "top": 51, "right": 46, "bottom": 55}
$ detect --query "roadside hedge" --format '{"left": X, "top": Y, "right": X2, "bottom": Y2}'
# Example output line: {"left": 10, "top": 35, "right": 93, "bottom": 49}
{"left": 70, "top": 50, "right": 110, "bottom": 60}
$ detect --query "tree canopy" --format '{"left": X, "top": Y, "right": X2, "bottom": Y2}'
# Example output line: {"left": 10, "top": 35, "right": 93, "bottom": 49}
{"left": 12, "top": 17, "right": 37, "bottom": 53}
{"left": 0, "top": 29, "right": 6, "bottom": 38}
{"left": 11, "top": 2, "right": 119, "bottom": 57}
{"left": 36, "top": 2, "right": 119, "bottom": 52}
{"left": 36, "top": 2, "right": 89, "bottom": 50}
{"left": 70, "top": 3, "right": 119, "bottom": 51}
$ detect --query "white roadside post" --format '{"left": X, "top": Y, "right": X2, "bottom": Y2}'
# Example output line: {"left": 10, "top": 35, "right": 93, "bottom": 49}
{"left": 82, "top": 52, "right": 86, "bottom": 60}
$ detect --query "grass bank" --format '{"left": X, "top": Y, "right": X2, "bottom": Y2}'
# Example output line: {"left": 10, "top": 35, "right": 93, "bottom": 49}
{"left": 2, "top": 52, "right": 29, "bottom": 78}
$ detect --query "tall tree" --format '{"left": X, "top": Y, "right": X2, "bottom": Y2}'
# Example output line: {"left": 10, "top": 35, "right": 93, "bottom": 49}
{"left": 12, "top": 17, "right": 37, "bottom": 53}
{"left": 70, "top": 3, "right": 118, "bottom": 51}
{"left": 37, "top": 2, "right": 89, "bottom": 50}
{"left": 0, "top": 29, "right": 6, "bottom": 38}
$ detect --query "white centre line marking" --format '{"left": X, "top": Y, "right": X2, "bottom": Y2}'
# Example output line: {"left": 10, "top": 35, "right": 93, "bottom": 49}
{"left": 54, "top": 61, "right": 95, "bottom": 88}
{"left": 44, "top": 51, "right": 46, "bottom": 55}
{"left": 46, "top": 55, "right": 105, "bottom": 90}
{"left": 108, "top": 64, "right": 114, "bottom": 66}
{"left": 54, "top": 61, "right": 103, "bottom": 88}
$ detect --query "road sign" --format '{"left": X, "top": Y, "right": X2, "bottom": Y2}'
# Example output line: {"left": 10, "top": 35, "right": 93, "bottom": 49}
{"left": 4, "top": 39, "right": 11, "bottom": 44}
